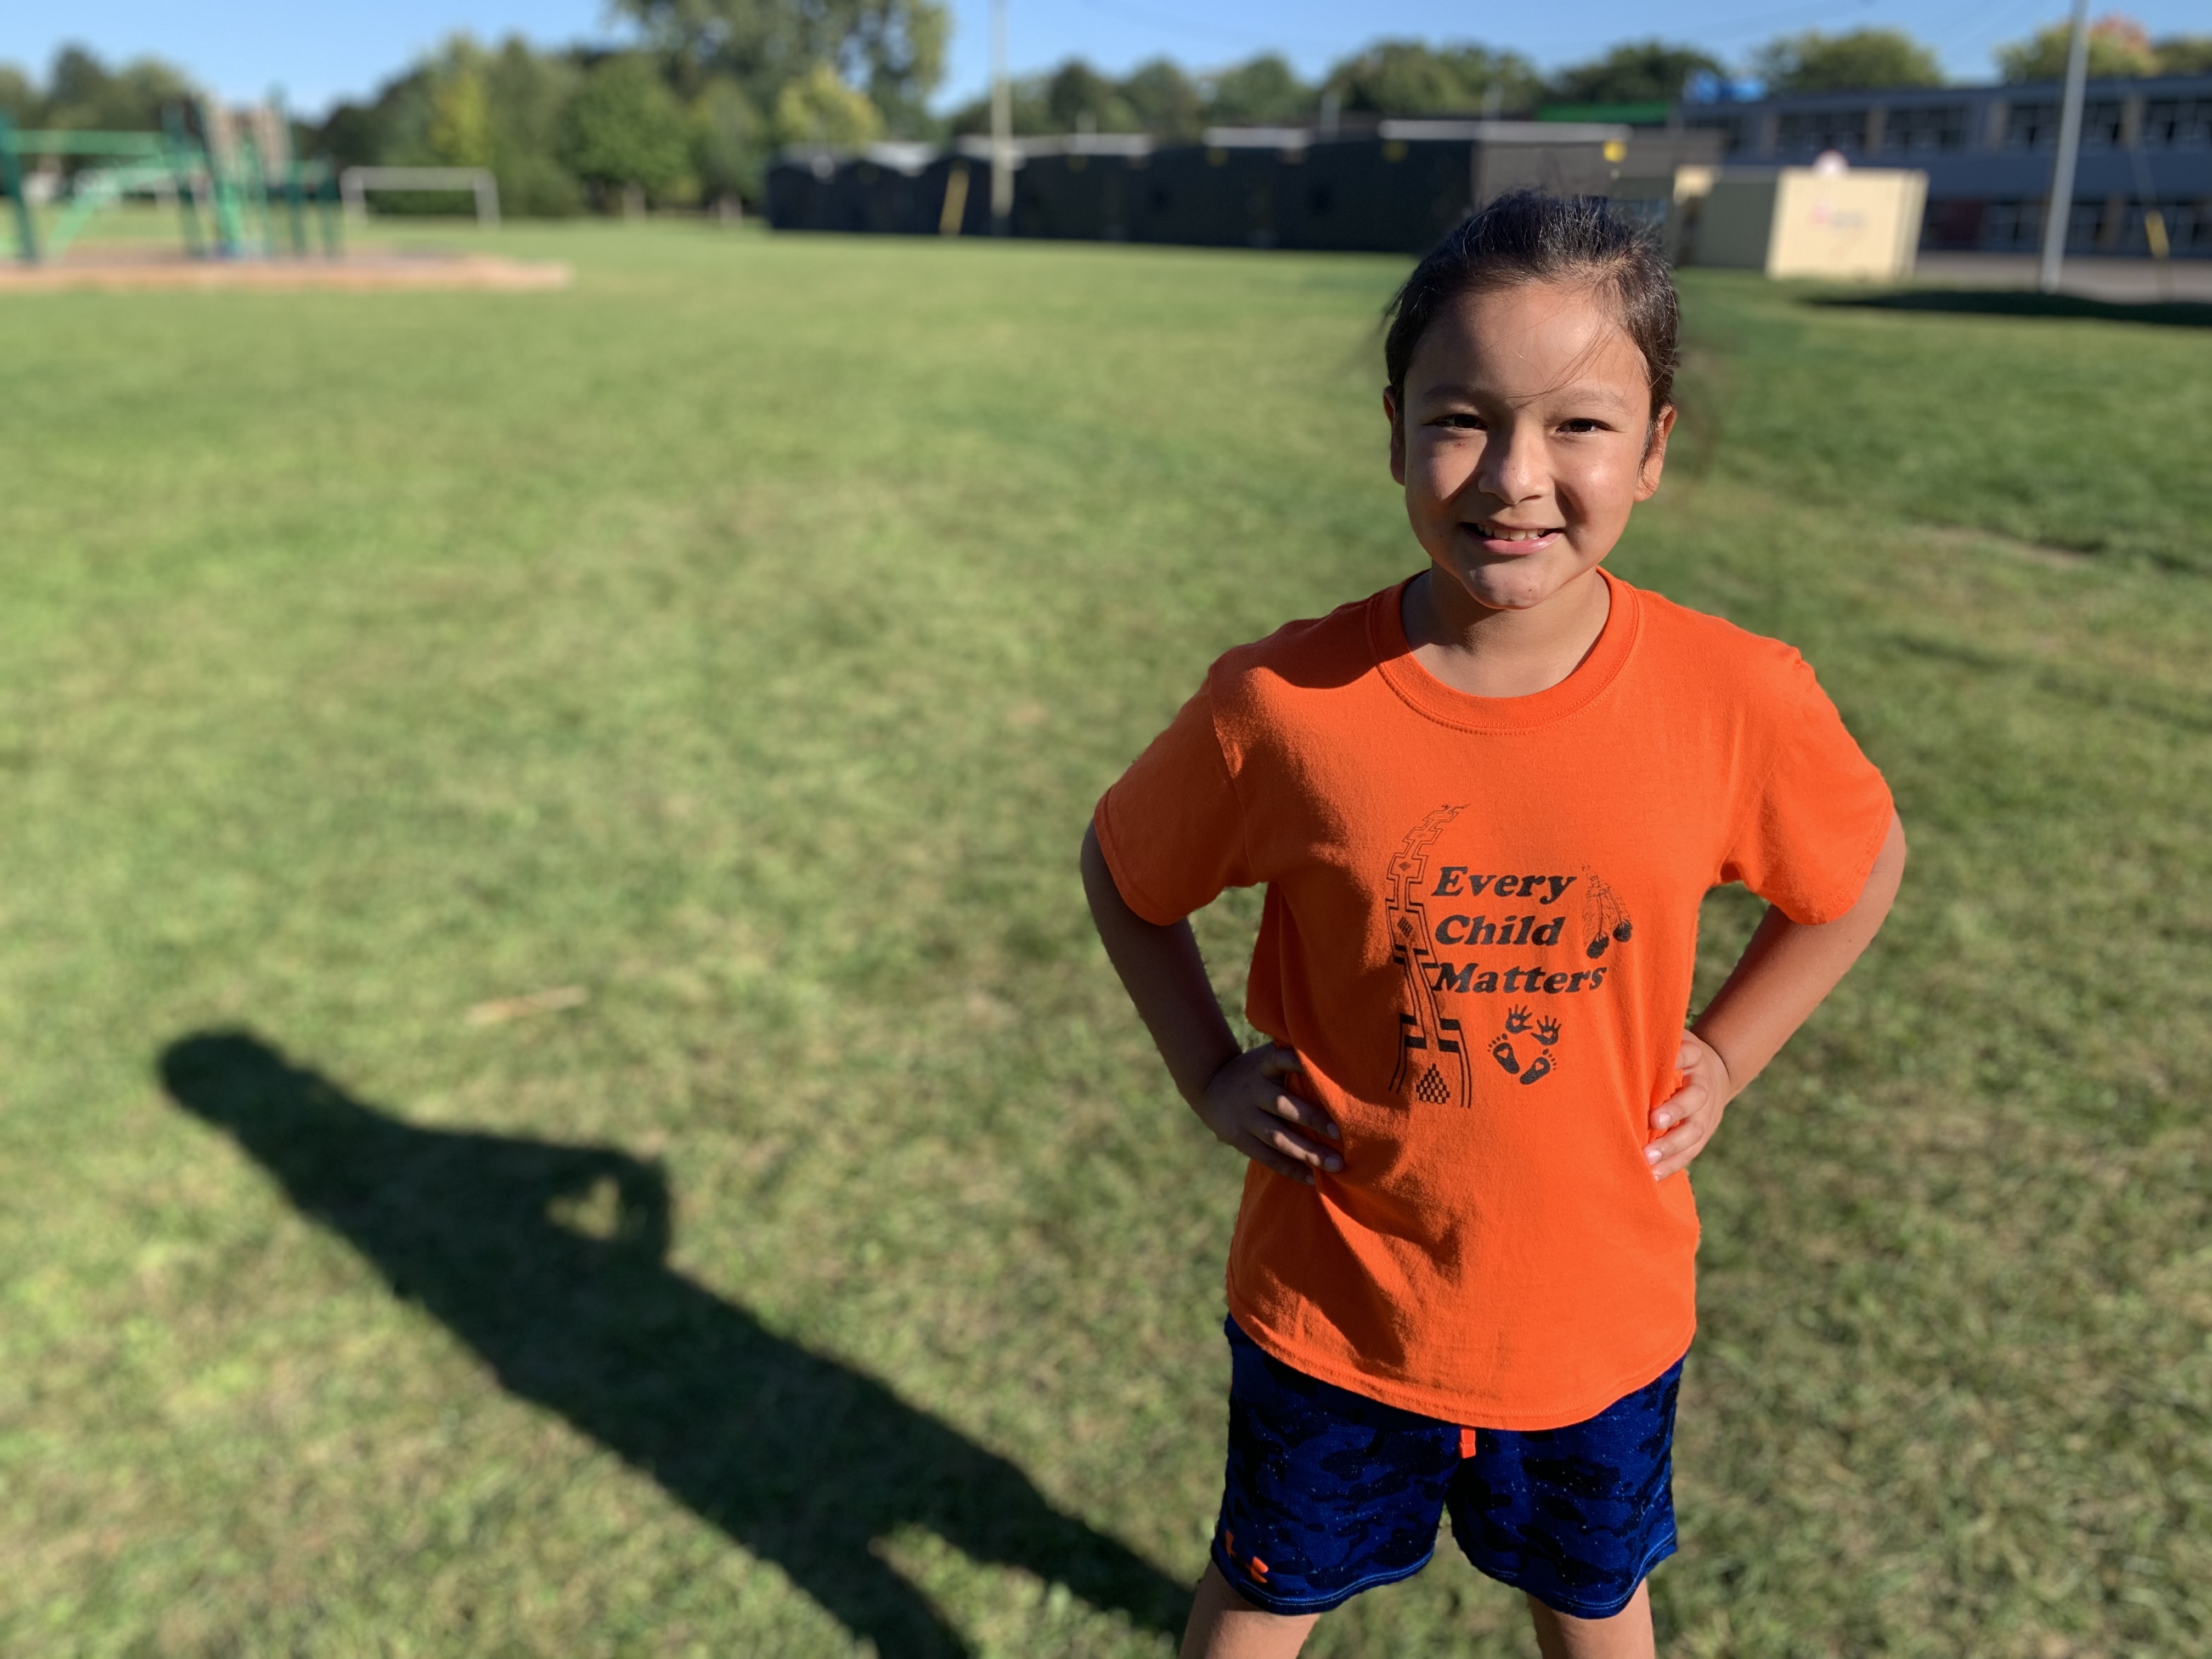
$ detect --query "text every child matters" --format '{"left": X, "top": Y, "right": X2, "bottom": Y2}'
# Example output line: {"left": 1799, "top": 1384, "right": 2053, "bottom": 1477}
{"left": 1421, "top": 871, "right": 1616, "bottom": 996}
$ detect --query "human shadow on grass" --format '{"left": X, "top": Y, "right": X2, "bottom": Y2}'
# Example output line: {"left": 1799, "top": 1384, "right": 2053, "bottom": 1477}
{"left": 1813, "top": 289, "right": 2212, "bottom": 330}
{"left": 159, "top": 1030, "right": 1188, "bottom": 1657}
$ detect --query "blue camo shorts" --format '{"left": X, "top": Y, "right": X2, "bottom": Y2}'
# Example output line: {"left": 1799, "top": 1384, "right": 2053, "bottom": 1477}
{"left": 1210, "top": 1316, "right": 1683, "bottom": 1619}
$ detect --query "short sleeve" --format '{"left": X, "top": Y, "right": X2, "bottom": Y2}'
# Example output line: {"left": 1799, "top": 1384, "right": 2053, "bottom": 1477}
{"left": 1092, "top": 680, "right": 1255, "bottom": 925}
{"left": 1720, "top": 653, "right": 1894, "bottom": 924}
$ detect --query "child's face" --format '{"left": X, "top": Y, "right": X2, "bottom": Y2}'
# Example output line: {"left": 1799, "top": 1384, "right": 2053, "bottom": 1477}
{"left": 1385, "top": 280, "right": 1674, "bottom": 617}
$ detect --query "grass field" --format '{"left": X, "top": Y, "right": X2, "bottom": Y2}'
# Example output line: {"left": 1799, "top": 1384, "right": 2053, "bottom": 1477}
{"left": 1, "top": 218, "right": 2208, "bottom": 1657}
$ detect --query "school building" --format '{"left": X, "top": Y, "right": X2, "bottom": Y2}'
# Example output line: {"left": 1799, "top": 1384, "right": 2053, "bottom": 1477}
{"left": 1684, "top": 72, "right": 2212, "bottom": 258}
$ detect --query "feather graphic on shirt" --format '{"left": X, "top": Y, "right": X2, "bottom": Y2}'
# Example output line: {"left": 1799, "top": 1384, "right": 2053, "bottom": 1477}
{"left": 1386, "top": 805, "right": 1471, "bottom": 1108}
{"left": 1581, "top": 868, "right": 1634, "bottom": 960}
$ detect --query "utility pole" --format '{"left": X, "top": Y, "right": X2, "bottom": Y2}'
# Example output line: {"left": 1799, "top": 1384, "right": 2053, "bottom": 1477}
{"left": 990, "top": 0, "right": 1013, "bottom": 234}
{"left": 2038, "top": 0, "right": 2091, "bottom": 295}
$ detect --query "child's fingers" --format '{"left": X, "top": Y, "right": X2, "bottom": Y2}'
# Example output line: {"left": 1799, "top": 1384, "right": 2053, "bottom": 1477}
{"left": 1649, "top": 1083, "right": 1705, "bottom": 1133}
{"left": 1644, "top": 1115, "right": 1711, "bottom": 1178}
{"left": 1240, "top": 1135, "right": 1320, "bottom": 1184}
{"left": 1256, "top": 1044, "right": 1304, "bottom": 1079}
{"left": 1266, "top": 1087, "right": 1340, "bottom": 1141}
{"left": 1249, "top": 1107, "right": 1343, "bottom": 1174}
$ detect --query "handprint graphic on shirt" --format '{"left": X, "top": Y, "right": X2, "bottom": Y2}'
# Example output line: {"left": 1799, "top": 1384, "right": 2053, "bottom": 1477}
{"left": 1495, "top": 1014, "right": 1562, "bottom": 1086}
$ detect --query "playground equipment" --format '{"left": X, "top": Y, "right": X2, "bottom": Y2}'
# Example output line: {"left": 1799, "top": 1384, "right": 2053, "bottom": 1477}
{"left": 0, "top": 91, "right": 342, "bottom": 264}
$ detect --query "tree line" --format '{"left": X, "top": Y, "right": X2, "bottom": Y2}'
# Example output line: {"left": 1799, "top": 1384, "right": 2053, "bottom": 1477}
{"left": 4, "top": 12, "right": 2209, "bottom": 218}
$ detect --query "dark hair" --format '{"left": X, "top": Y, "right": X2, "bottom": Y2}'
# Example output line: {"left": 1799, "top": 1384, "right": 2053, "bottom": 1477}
{"left": 1384, "top": 191, "right": 1679, "bottom": 419}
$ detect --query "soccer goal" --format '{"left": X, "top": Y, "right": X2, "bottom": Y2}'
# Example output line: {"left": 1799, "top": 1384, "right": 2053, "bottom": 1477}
{"left": 340, "top": 166, "right": 500, "bottom": 229}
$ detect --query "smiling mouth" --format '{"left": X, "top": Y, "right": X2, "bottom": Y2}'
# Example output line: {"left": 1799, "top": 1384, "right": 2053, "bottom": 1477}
{"left": 1470, "top": 520, "right": 1564, "bottom": 544}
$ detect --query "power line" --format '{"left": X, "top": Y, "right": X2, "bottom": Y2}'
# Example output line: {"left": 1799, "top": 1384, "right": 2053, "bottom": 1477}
{"left": 1924, "top": 0, "right": 2049, "bottom": 58}
{"left": 1064, "top": 0, "right": 1342, "bottom": 57}
{"left": 1511, "top": 0, "right": 1872, "bottom": 53}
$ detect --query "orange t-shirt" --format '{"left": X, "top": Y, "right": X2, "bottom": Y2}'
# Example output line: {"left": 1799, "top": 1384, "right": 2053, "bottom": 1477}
{"left": 1094, "top": 571, "right": 1893, "bottom": 1429}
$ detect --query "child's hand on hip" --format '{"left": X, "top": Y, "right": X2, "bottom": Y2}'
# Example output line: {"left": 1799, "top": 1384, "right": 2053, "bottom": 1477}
{"left": 1645, "top": 1030, "right": 1736, "bottom": 1181}
{"left": 1195, "top": 1043, "right": 1342, "bottom": 1186}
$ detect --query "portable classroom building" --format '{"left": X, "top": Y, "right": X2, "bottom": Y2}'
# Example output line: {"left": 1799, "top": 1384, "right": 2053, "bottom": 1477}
{"left": 766, "top": 123, "right": 1725, "bottom": 253}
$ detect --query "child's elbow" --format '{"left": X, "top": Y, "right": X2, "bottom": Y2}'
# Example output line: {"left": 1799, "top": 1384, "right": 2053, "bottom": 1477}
{"left": 1079, "top": 821, "right": 1115, "bottom": 904}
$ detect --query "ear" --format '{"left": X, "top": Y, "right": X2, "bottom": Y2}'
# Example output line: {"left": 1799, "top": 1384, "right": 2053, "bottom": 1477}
{"left": 1634, "top": 403, "right": 1677, "bottom": 501}
{"left": 1384, "top": 387, "right": 1406, "bottom": 486}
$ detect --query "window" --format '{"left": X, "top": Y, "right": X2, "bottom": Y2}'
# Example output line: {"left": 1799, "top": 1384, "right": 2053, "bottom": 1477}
{"left": 2078, "top": 100, "right": 2124, "bottom": 150}
{"left": 2167, "top": 200, "right": 2212, "bottom": 250}
{"left": 1687, "top": 112, "right": 1746, "bottom": 154}
{"left": 2004, "top": 99, "right": 2123, "bottom": 151}
{"left": 2003, "top": 102, "right": 2057, "bottom": 150}
{"left": 1777, "top": 109, "right": 1867, "bottom": 153}
{"left": 1921, "top": 198, "right": 1987, "bottom": 247}
{"left": 1881, "top": 106, "right": 1968, "bottom": 153}
{"left": 2142, "top": 99, "right": 2212, "bottom": 150}
{"left": 1982, "top": 200, "right": 2040, "bottom": 249}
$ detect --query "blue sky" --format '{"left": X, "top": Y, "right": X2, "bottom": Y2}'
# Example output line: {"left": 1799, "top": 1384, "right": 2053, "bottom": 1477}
{"left": 7, "top": 0, "right": 2205, "bottom": 117}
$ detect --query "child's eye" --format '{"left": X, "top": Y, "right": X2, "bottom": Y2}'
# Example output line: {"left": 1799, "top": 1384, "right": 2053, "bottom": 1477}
{"left": 1558, "top": 418, "right": 1606, "bottom": 434}
{"left": 1435, "top": 413, "right": 1485, "bottom": 431}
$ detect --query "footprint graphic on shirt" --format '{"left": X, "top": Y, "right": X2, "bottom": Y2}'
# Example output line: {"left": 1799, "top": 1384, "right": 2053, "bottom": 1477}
{"left": 1489, "top": 1036, "right": 1520, "bottom": 1075}
{"left": 1520, "top": 1053, "right": 1555, "bottom": 1086}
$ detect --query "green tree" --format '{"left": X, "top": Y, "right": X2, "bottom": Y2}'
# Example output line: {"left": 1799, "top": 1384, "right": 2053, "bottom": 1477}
{"left": 41, "top": 44, "right": 194, "bottom": 131}
{"left": 1323, "top": 41, "right": 1541, "bottom": 116}
{"left": 770, "top": 61, "right": 883, "bottom": 147}
{"left": 1753, "top": 28, "right": 1943, "bottom": 93}
{"left": 2152, "top": 33, "right": 2212, "bottom": 73}
{"left": 945, "top": 55, "right": 1205, "bottom": 140}
{"left": 1045, "top": 60, "right": 1137, "bottom": 132}
{"left": 308, "top": 36, "right": 590, "bottom": 216}
{"left": 427, "top": 56, "right": 494, "bottom": 167}
{"left": 945, "top": 74, "right": 1054, "bottom": 137}
{"left": 0, "top": 63, "right": 37, "bottom": 126}
{"left": 1204, "top": 54, "right": 1311, "bottom": 126}
{"left": 561, "top": 53, "right": 695, "bottom": 208}
{"left": 692, "top": 76, "right": 765, "bottom": 205}
{"left": 323, "top": 61, "right": 434, "bottom": 173}
{"left": 483, "top": 38, "right": 585, "bottom": 216}
{"left": 1121, "top": 59, "right": 1203, "bottom": 139}
{"left": 1995, "top": 13, "right": 2160, "bottom": 81}
{"left": 1548, "top": 40, "right": 1722, "bottom": 105}
{"left": 615, "top": 0, "right": 946, "bottom": 137}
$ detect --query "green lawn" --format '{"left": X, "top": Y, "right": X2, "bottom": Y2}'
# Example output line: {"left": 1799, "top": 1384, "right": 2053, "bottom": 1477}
{"left": 1, "top": 220, "right": 2207, "bottom": 1657}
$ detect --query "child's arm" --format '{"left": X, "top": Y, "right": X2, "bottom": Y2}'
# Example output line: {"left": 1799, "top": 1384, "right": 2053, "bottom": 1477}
{"left": 1646, "top": 810, "right": 1908, "bottom": 1180}
{"left": 1081, "top": 824, "right": 1343, "bottom": 1184}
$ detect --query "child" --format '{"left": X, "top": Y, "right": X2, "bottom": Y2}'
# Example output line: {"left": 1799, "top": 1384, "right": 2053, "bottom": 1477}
{"left": 1081, "top": 193, "right": 1905, "bottom": 1659}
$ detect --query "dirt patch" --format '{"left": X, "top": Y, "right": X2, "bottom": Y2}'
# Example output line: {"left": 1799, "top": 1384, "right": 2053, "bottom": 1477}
{"left": 0, "top": 253, "right": 572, "bottom": 294}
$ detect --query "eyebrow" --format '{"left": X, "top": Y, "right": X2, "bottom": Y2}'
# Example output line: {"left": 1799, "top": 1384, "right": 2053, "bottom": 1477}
{"left": 1416, "top": 380, "right": 1640, "bottom": 409}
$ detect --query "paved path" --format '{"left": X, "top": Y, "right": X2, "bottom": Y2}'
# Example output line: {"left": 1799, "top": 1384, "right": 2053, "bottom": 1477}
{"left": 1914, "top": 253, "right": 2212, "bottom": 304}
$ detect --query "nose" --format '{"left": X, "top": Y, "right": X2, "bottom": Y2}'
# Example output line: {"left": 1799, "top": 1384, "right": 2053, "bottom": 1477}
{"left": 1472, "top": 416, "right": 1546, "bottom": 507}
